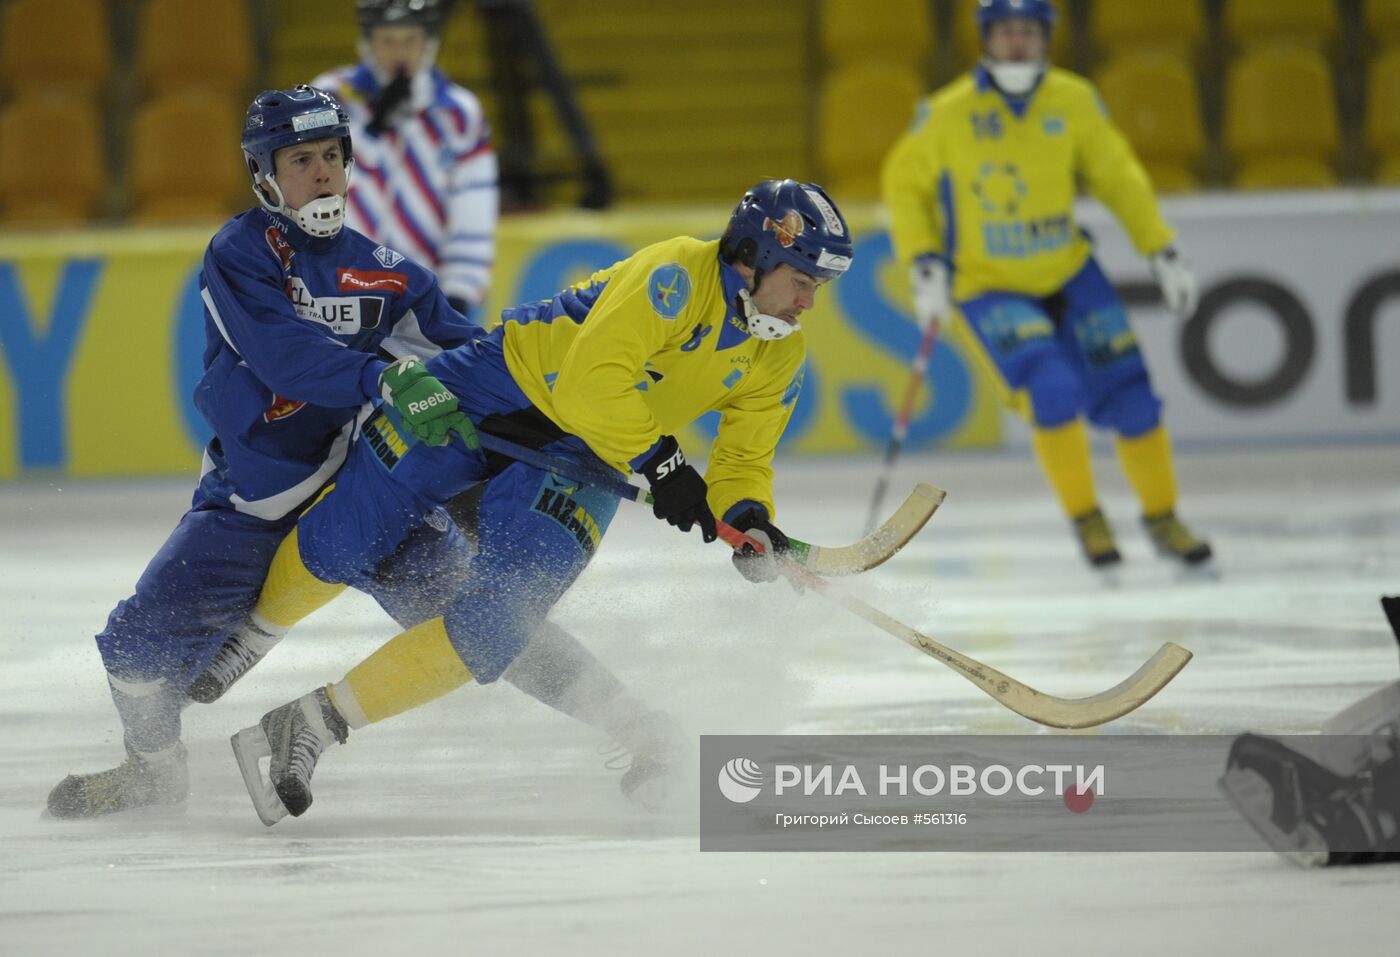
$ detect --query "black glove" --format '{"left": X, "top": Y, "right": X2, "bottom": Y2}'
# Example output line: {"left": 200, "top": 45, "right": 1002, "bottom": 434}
{"left": 367, "top": 72, "right": 412, "bottom": 135}
{"left": 638, "top": 435, "right": 716, "bottom": 542}
{"left": 729, "top": 507, "right": 790, "bottom": 583}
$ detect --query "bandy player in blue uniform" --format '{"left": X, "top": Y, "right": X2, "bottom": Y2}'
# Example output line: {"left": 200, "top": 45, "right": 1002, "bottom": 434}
{"left": 47, "top": 87, "right": 512, "bottom": 819}
{"left": 223, "top": 181, "right": 854, "bottom": 824}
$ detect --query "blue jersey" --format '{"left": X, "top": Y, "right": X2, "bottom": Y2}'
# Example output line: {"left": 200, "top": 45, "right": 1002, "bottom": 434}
{"left": 194, "top": 208, "right": 475, "bottom": 519}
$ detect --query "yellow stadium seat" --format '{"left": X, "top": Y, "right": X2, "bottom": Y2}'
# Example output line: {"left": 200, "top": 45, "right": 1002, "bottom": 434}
{"left": 1367, "top": 50, "right": 1400, "bottom": 183}
{"left": 0, "top": 92, "right": 105, "bottom": 225}
{"left": 1367, "top": 0, "right": 1400, "bottom": 50}
{"left": 0, "top": 0, "right": 112, "bottom": 100}
{"left": 1096, "top": 56, "right": 1204, "bottom": 193}
{"left": 953, "top": 0, "right": 1072, "bottom": 69}
{"left": 129, "top": 92, "right": 248, "bottom": 224}
{"left": 137, "top": 0, "right": 255, "bottom": 100}
{"left": 1225, "top": 0, "right": 1337, "bottom": 52}
{"left": 268, "top": 0, "right": 361, "bottom": 91}
{"left": 820, "top": 0, "right": 932, "bottom": 69}
{"left": 819, "top": 64, "right": 923, "bottom": 201}
{"left": 1092, "top": 0, "right": 1205, "bottom": 61}
{"left": 1225, "top": 48, "right": 1338, "bottom": 189}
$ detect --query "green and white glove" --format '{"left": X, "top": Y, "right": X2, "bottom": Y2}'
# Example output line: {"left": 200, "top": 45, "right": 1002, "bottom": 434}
{"left": 378, "top": 356, "right": 479, "bottom": 449}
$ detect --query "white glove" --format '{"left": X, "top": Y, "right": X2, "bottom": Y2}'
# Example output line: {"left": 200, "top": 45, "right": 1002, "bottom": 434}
{"left": 910, "top": 253, "right": 952, "bottom": 332}
{"left": 1150, "top": 245, "right": 1199, "bottom": 319}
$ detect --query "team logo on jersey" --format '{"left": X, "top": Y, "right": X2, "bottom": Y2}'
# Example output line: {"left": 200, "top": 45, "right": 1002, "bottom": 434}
{"left": 763, "top": 210, "right": 804, "bottom": 248}
{"left": 972, "top": 162, "right": 1027, "bottom": 216}
{"left": 373, "top": 245, "right": 405, "bottom": 269}
{"left": 647, "top": 263, "right": 691, "bottom": 320}
{"left": 338, "top": 268, "right": 409, "bottom": 293}
{"left": 1042, "top": 116, "right": 1065, "bottom": 135}
{"left": 264, "top": 227, "right": 295, "bottom": 270}
{"left": 262, "top": 394, "right": 306, "bottom": 422}
{"left": 284, "top": 277, "right": 384, "bottom": 334}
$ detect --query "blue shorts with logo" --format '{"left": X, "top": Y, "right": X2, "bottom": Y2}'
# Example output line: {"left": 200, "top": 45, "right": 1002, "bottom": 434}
{"left": 957, "top": 256, "right": 1162, "bottom": 436}
{"left": 296, "top": 327, "right": 621, "bottom": 683}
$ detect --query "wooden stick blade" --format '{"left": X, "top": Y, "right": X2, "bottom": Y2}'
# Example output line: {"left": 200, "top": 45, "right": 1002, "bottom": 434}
{"left": 799, "top": 483, "right": 946, "bottom": 575}
{"left": 782, "top": 558, "right": 1193, "bottom": 731}
{"left": 981, "top": 643, "right": 1194, "bottom": 730}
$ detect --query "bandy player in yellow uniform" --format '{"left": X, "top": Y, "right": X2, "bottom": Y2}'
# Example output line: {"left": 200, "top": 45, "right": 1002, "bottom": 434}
{"left": 226, "top": 180, "right": 854, "bottom": 824}
{"left": 882, "top": 0, "right": 1211, "bottom": 568}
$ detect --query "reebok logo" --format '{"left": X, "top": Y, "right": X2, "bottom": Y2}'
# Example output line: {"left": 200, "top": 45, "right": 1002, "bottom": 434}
{"left": 407, "top": 392, "right": 452, "bottom": 415}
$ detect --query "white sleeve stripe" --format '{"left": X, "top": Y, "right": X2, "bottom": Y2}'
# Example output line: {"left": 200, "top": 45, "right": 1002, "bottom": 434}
{"left": 201, "top": 286, "right": 241, "bottom": 357}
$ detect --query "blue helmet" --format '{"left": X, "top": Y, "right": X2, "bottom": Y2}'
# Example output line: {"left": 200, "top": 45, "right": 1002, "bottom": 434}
{"left": 976, "top": 0, "right": 1056, "bottom": 37}
{"left": 721, "top": 180, "right": 853, "bottom": 283}
{"left": 241, "top": 85, "right": 352, "bottom": 188}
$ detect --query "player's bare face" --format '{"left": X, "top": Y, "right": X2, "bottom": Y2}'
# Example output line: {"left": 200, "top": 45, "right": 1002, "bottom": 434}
{"left": 985, "top": 18, "right": 1047, "bottom": 62}
{"left": 367, "top": 24, "right": 431, "bottom": 76}
{"left": 753, "top": 263, "right": 826, "bottom": 326}
{"left": 273, "top": 139, "right": 348, "bottom": 210}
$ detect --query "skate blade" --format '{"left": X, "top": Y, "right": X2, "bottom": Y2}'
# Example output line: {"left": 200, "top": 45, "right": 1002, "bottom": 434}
{"left": 623, "top": 777, "right": 675, "bottom": 813}
{"left": 1218, "top": 768, "right": 1329, "bottom": 867}
{"left": 231, "top": 726, "right": 288, "bottom": 827}
{"left": 1174, "top": 559, "right": 1221, "bottom": 583}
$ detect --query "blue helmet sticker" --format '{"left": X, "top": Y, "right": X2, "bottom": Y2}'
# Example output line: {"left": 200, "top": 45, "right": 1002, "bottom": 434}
{"left": 647, "top": 263, "right": 691, "bottom": 320}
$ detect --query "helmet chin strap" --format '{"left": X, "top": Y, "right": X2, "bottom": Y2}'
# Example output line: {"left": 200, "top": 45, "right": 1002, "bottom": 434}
{"left": 738, "top": 288, "right": 799, "bottom": 341}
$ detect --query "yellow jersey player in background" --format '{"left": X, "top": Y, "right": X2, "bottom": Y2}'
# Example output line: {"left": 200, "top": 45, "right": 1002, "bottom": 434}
{"left": 882, "top": 0, "right": 1211, "bottom": 569}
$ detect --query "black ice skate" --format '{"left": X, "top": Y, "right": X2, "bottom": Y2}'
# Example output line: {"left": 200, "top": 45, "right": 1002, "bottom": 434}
{"left": 46, "top": 742, "right": 188, "bottom": 819}
{"left": 231, "top": 687, "right": 348, "bottom": 826}
{"left": 1142, "top": 510, "right": 1212, "bottom": 566}
{"left": 187, "top": 618, "right": 282, "bottom": 704}
{"left": 1219, "top": 733, "right": 1400, "bottom": 867}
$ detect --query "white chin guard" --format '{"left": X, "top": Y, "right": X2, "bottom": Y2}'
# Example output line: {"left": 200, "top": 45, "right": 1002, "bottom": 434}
{"left": 292, "top": 195, "right": 347, "bottom": 238}
{"left": 739, "top": 289, "right": 798, "bottom": 341}
{"left": 985, "top": 59, "right": 1045, "bottom": 97}
{"left": 252, "top": 173, "right": 349, "bottom": 239}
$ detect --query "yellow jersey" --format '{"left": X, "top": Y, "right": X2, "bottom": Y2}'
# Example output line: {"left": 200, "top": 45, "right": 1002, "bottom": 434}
{"left": 882, "top": 66, "right": 1174, "bottom": 301}
{"left": 501, "top": 236, "right": 807, "bottom": 521}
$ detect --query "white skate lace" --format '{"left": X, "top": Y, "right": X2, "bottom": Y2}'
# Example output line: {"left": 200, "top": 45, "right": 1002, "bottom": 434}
{"left": 203, "top": 635, "right": 263, "bottom": 690}
{"left": 287, "top": 729, "right": 324, "bottom": 786}
{"left": 597, "top": 741, "right": 632, "bottom": 771}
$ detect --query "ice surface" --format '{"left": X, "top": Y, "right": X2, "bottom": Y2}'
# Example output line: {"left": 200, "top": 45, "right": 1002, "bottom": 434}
{"left": 3, "top": 445, "right": 1398, "bottom": 955}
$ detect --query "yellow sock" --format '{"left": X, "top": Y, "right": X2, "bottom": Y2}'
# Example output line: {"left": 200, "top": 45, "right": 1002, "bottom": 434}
{"left": 1115, "top": 425, "right": 1178, "bottom": 518}
{"left": 328, "top": 617, "right": 473, "bottom": 727}
{"left": 253, "top": 528, "right": 347, "bottom": 631}
{"left": 1030, "top": 419, "right": 1097, "bottom": 518}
